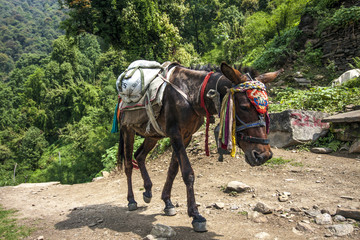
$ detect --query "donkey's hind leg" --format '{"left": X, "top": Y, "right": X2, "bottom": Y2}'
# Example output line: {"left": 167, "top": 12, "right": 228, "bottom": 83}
{"left": 161, "top": 152, "right": 179, "bottom": 216}
{"left": 134, "top": 137, "right": 158, "bottom": 203}
{"left": 122, "top": 128, "right": 137, "bottom": 211}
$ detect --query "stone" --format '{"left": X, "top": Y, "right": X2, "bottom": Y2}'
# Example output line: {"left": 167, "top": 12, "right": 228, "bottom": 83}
{"left": 278, "top": 194, "right": 288, "bottom": 202}
{"left": 315, "top": 213, "right": 333, "bottom": 225}
{"left": 214, "top": 202, "right": 225, "bottom": 209}
{"left": 254, "top": 202, "right": 272, "bottom": 214}
{"left": 304, "top": 209, "right": 321, "bottom": 217}
{"left": 254, "top": 232, "right": 270, "bottom": 239}
{"left": 247, "top": 211, "right": 268, "bottom": 223}
{"left": 226, "top": 181, "right": 251, "bottom": 193}
{"left": 92, "top": 177, "right": 104, "bottom": 182}
{"left": 268, "top": 110, "right": 330, "bottom": 148}
{"left": 230, "top": 205, "right": 239, "bottom": 210}
{"left": 350, "top": 139, "right": 360, "bottom": 153}
{"left": 294, "top": 77, "right": 311, "bottom": 86}
{"left": 331, "top": 69, "right": 360, "bottom": 87}
{"left": 102, "top": 171, "right": 110, "bottom": 178}
{"left": 334, "top": 215, "right": 346, "bottom": 222}
{"left": 290, "top": 207, "right": 302, "bottom": 213}
{"left": 327, "top": 224, "right": 354, "bottom": 237}
{"left": 150, "top": 224, "right": 176, "bottom": 238}
{"left": 295, "top": 222, "right": 315, "bottom": 233}
{"left": 336, "top": 208, "right": 360, "bottom": 221}
{"left": 37, "top": 236, "right": 44, "bottom": 240}
{"left": 144, "top": 235, "right": 156, "bottom": 240}
{"left": 310, "top": 147, "right": 333, "bottom": 154}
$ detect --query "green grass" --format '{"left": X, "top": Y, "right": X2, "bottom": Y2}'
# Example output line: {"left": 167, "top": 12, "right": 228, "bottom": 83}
{"left": 0, "top": 206, "right": 32, "bottom": 240}
{"left": 264, "top": 157, "right": 292, "bottom": 167}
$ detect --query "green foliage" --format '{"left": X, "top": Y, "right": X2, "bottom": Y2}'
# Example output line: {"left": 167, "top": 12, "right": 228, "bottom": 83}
{"left": 318, "top": 6, "right": 360, "bottom": 32}
{"left": 264, "top": 156, "right": 292, "bottom": 166}
{"left": 1, "top": 0, "right": 358, "bottom": 186}
{"left": 0, "top": 206, "right": 32, "bottom": 240}
{"left": 99, "top": 137, "right": 172, "bottom": 174}
{"left": 0, "top": 0, "right": 64, "bottom": 77}
{"left": 311, "top": 132, "right": 343, "bottom": 152}
{"left": 269, "top": 86, "right": 360, "bottom": 113}
{"left": 59, "top": 0, "right": 182, "bottom": 62}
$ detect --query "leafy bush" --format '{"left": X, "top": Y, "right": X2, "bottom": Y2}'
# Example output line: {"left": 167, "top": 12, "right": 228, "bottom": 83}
{"left": 311, "top": 132, "right": 343, "bottom": 152}
{"left": 269, "top": 86, "right": 360, "bottom": 113}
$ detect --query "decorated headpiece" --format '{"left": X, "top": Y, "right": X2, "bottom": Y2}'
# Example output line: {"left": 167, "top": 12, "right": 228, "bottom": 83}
{"left": 232, "top": 81, "right": 268, "bottom": 114}
{"left": 218, "top": 81, "right": 269, "bottom": 157}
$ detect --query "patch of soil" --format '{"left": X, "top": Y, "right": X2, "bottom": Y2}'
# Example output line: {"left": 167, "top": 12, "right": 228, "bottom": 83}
{"left": 1, "top": 129, "right": 360, "bottom": 240}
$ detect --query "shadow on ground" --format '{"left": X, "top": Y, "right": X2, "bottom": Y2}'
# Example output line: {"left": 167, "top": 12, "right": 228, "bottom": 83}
{"left": 55, "top": 204, "right": 223, "bottom": 240}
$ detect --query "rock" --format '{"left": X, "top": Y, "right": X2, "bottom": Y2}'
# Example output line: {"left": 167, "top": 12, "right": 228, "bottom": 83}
{"left": 226, "top": 181, "right": 251, "bottom": 193}
{"left": 336, "top": 208, "right": 360, "bottom": 220}
{"left": 310, "top": 147, "right": 333, "bottom": 154}
{"left": 247, "top": 211, "right": 268, "bottom": 223}
{"left": 334, "top": 215, "right": 346, "bottom": 222}
{"left": 37, "top": 236, "right": 44, "bottom": 240}
{"left": 331, "top": 69, "right": 360, "bottom": 87}
{"left": 150, "top": 224, "right": 176, "bottom": 238}
{"left": 290, "top": 207, "right": 302, "bottom": 213}
{"left": 92, "top": 177, "right": 104, "bottom": 182}
{"left": 102, "top": 171, "right": 110, "bottom": 178}
{"left": 230, "top": 205, "right": 239, "bottom": 210}
{"left": 268, "top": 110, "right": 330, "bottom": 148}
{"left": 278, "top": 193, "right": 288, "bottom": 202}
{"left": 350, "top": 139, "right": 360, "bottom": 153}
{"left": 304, "top": 209, "right": 321, "bottom": 217}
{"left": 294, "top": 77, "right": 311, "bottom": 86}
{"left": 144, "top": 235, "right": 156, "bottom": 240}
{"left": 327, "top": 224, "right": 354, "bottom": 236}
{"left": 254, "top": 232, "right": 270, "bottom": 239}
{"left": 254, "top": 202, "right": 272, "bottom": 214}
{"left": 214, "top": 202, "right": 225, "bottom": 209}
{"left": 295, "top": 222, "right": 315, "bottom": 233}
{"left": 315, "top": 213, "right": 333, "bottom": 225}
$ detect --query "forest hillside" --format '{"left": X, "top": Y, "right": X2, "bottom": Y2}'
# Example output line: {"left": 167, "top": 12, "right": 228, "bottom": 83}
{"left": 1, "top": 0, "right": 360, "bottom": 186}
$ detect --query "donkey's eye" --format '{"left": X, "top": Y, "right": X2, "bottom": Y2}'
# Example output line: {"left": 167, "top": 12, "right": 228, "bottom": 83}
{"left": 240, "top": 105, "right": 249, "bottom": 111}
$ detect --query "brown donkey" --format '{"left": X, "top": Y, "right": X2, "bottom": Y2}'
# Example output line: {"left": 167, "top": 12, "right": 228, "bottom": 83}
{"left": 117, "top": 62, "right": 280, "bottom": 232}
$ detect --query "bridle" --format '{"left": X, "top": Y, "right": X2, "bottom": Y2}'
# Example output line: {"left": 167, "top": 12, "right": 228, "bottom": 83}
{"left": 235, "top": 110, "right": 270, "bottom": 145}
{"left": 231, "top": 73, "right": 270, "bottom": 145}
{"left": 218, "top": 80, "right": 270, "bottom": 156}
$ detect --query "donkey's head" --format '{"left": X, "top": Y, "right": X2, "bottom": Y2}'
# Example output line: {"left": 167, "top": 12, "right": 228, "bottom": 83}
{"left": 218, "top": 63, "right": 280, "bottom": 166}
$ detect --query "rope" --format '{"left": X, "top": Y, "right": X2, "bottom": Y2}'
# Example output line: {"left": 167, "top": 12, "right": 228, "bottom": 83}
{"left": 200, "top": 72, "right": 214, "bottom": 156}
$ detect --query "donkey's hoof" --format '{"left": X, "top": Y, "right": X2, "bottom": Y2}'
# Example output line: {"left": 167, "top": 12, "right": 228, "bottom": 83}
{"left": 192, "top": 221, "right": 207, "bottom": 232}
{"left": 143, "top": 192, "right": 152, "bottom": 203}
{"left": 164, "top": 207, "right": 176, "bottom": 216}
{"left": 128, "top": 202, "right": 138, "bottom": 211}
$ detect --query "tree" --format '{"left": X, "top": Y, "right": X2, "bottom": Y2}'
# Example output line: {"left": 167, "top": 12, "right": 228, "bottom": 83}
{"left": 58, "top": 0, "right": 182, "bottom": 61}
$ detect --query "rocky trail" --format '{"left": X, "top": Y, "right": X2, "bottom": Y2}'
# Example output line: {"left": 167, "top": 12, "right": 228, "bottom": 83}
{"left": 1, "top": 130, "right": 360, "bottom": 240}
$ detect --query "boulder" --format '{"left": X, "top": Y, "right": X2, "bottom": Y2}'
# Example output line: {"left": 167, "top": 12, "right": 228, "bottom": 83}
{"left": 331, "top": 69, "right": 360, "bottom": 87}
{"left": 269, "top": 110, "right": 330, "bottom": 148}
{"left": 226, "top": 181, "right": 251, "bottom": 193}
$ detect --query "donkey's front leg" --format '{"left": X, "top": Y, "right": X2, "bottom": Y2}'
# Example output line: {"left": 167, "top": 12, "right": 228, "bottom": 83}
{"left": 122, "top": 128, "right": 137, "bottom": 211}
{"left": 170, "top": 134, "right": 207, "bottom": 232}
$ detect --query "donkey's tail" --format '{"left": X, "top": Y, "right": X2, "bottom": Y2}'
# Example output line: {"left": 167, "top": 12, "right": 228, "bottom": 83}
{"left": 117, "top": 130, "right": 124, "bottom": 171}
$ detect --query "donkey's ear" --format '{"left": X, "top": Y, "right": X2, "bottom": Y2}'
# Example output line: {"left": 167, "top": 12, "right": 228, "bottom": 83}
{"left": 255, "top": 68, "right": 284, "bottom": 84}
{"left": 220, "top": 62, "right": 244, "bottom": 85}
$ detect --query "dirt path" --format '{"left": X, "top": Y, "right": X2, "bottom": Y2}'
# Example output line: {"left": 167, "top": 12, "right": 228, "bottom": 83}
{"left": 1, "top": 134, "right": 360, "bottom": 240}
